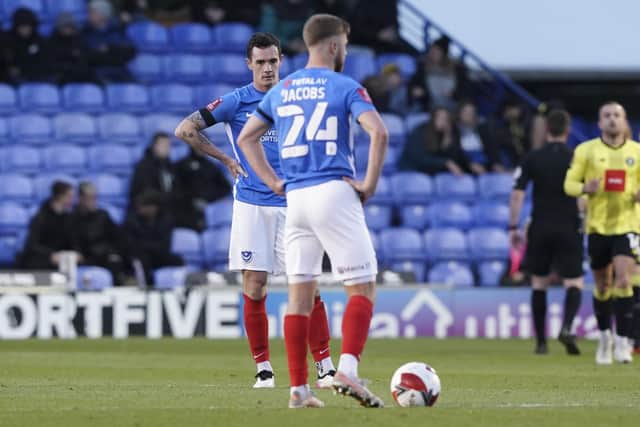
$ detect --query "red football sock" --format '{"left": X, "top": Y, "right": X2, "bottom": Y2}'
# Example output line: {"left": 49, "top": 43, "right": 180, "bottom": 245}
{"left": 284, "top": 314, "right": 310, "bottom": 386}
{"left": 341, "top": 295, "right": 373, "bottom": 360}
{"left": 243, "top": 294, "right": 269, "bottom": 363}
{"left": 309, "top": 295, "right": 331, "bottom": 362}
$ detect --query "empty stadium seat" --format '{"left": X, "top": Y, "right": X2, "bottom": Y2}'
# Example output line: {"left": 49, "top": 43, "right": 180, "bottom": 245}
{"left": 0, "top": 84, "right": 17, "bottom": 114}
{"left": 367, "top": 175, "right": 393, "bottom": 205}
{"left": 478, "top": 173, "right": 513, "bottom": 201}
{"left": 399, "top": 204, "right": 429, "bottom": 230}
{"left": 383, "top": 146, "right": 400, "bottom": 175}
{"left": 0, "top": 202, "right": 29, "bottom": 234}
{"left": 150, "top": 83, "right": 194, "bottom": 113}
{"left": 473, "top": 201, "right": 509, "bottom": 227}
{"left": 44, "top": 0, "right": 86, "bottom": 21}
{"left": 477, "top": 260, "right": 507, "bottom": 287}
{"left": 379, "top": 228, "right": 425, "bottom": 262}
{"left": 2, "top": 146, "right": 40, "bottom": 173}
{"left": 165, "top": 54, "right": 207, "bottom": 83}
{"left": 142, "top": 113, "right": 182, "bottom": 138}
{"left": 98, "top": 113, "right": 142, "bottom": 143}
{"left": 0, "top": 173, "right": 32, "bottom": 203}
{"left": 342, "top": 52, "right": 376, "bottom": 82}
{"left": 170, "top": 142, "right": 189, "bottom": 162}
{"left": 10, "top": 114, "right": 52, "bottom": 144}
{"left": 429, "top": 201, "right": 473, "bottom": 230}
{"left": 364, "top": 204, "right": 392, "bottom": 232}
{"left": 106, "top": 83, "right": 150, "bottom": 113}
{"left": 0, "top": 235, "right": 19, "bottom": 266}
{"left": 390, "top": 260, "right": 426, "bottom": 282}
{"left": 88, "top": 145, "right": 133, "bottom": 174}
{"left": 77, "top": 266, "right": 113, "bottom": 290}
{"left": 53, "top": 113, "right": 97, "bottom": 144}
{"left": 42, "top": 144, "right": 86, "bottom": 173}
{"left": 0, "top": 117, "right": 8, "bottom": 143}
{"left": 375, "top": 53, "right": 417, "bottom": 79}
{"left": 33, "top": 173, "right": 76, "bottom": 200}
{"left": 424, "top": 228, "right": 469, "bottom": 262}
{"left": 128, "top": 54, "right": 165, "bottom": 83}
{"left": 170, "top": 23, "right": 213, "bottom": 53}
{"left": 405, "top": 112, "right": 430, "bottom": 132}
{"left": 18, "top": 83, "right": 61, "bottom": 114}
{"left": 171, "top": 228, "right": 203, "bottom": 267}
{"left": 154, "top": 266, "right": 194, "bottom": 289}
{"left": 202, "top": 226, "right": 231, "bottom": 267}
{"left": 434, "top": 173, "right": 477, "bottom": 201}
{"left": 390, "top": 171, "right": 433, "bottom": 204}
{"left": 212, "top": 22, "right": 254, "bottom": 53}
{"left": 381, "top": 113, "right": 406, "bottom": 146}
{"left": 205, "top": 199, "right": 233, "bottom": 228}
{"left": 428, "top": 261, "right": 474, "bottom": 287}
{"left": 83, "top": 173, "right": 125, "bottom": 206}
{"left": 194, "top": 83, "right": 235, "bottom": 108}
{"left": 127, "top": 21, "right": 170, "bottom": 53}
{"left": 369, "top": 230, "right": 383, "bottom": 262}
{"left": 62, "top": 83, "right": 105, "bottom": 113}
{"left": 206, "top": 54, "right": 252, "bottom": 85}
{"left": 291, "top": 52, "right": 308, "bottom": 70}
{"left": 468, "top": 227, "right": 510, "bottom": 261}
{"left": 2, "top": 0, "right": 45, "bottom": 20}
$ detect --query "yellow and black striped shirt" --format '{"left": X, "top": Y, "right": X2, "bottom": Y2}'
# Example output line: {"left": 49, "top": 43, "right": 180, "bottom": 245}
{"left": 564, "top": 138, "right": 640, "bottom": 235}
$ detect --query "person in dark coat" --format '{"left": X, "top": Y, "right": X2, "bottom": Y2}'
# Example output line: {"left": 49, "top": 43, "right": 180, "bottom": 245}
{"left": 20, "top": 181, "right": 78, "bottom": 269}
{"left": 173, "top": 147, "right": 232, "bottom": 231}
{"left": 349, "top": 0, "right": 415, "bottom": 53}
{"left": 2, "top": 8, "right": 50, "bottom": 83}
{"left": 456, "top": 101, "right": 504, "bottom": 173}
{"left": 48, "top": 13, "right": 97, "bottom": 84}
{"left": 70, "top": 182, "right": 130, "bottom": 285}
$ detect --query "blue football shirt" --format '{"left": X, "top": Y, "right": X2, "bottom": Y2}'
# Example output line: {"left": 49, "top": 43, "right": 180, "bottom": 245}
{"left": 254, "top": 68, "right": 376, "bottom": 192}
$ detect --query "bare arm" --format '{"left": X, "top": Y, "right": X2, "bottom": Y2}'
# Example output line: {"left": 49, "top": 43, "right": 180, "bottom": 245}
{"left": 174, "top": 111, "right": 246, "bottom": 178}
{"left": 237, "top": 116, "right": 283, "bottom": 195}
{"left": 508, "top": 189, "right": 526, "bottom": 248}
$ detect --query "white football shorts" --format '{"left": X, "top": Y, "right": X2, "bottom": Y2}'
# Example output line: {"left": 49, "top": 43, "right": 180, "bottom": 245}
{"left": 228, "top": 199, "right": 286, "bottom": 275}
{"left": 285, "top": 179, "right": 378, "bottom": 284}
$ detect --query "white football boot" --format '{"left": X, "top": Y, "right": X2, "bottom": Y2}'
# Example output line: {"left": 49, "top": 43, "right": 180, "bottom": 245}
{"left": 596, "top": 329, "right": 613, "bottom": 365}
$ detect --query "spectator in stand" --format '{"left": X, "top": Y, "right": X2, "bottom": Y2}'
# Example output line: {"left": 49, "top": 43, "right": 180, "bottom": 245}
{"left": 129, "top": 132, "right": 176, "bottom": 217}
{"left": 350, "top": 0, "right": 415, "bottom": 53}
{"left": 409, "top": 36, "right": 469, "bottom": 111}
{"left": 19, "top": 181, "right": 79, "bottom": 270}
{"left": 190, "top": 0, "right": 263, "bottom": 27}
{"left": 70, "top": 182, "right": 131, "bottom": 286}
{"left": 124, "top": 191, "right": 184, "bottom": 286}
{"left": 260, "top": 0, "right": 311, "bottom": 54}
{"left": 49, "top": 13, "right": 97, "bottom": 84}
{"left": 456, "top": 101, "right": 503, "bottom": 173}
{"left": 380, "top": 63, "right": 410, "bottom": 115}
{"left": 119, "top": 0, "right": 150, "bottom": 24}
{"left": 490, "top": 99, "right": 530, "bottom": 169}
{"left": 312, "top": 0, "right": 353, "bottom": 18}
{"left": 1, "top": 8, "right": 50, "bottom": 83}
{"left": 173, "top": 148, "right": 232, "bottom": 231}
{"left": 84, "top": 0, "right": 136, "bottom": 82}
{"left": 397, "top": 107, "right": 471, "bottom": 176}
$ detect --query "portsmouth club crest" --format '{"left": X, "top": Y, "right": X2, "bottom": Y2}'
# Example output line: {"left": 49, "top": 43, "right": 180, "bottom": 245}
{"left": 241, "top": 251, "right": 253, "bottom": 264}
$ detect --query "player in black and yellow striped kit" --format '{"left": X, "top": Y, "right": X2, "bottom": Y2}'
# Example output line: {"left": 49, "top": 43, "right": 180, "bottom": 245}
{"left": 564, "top": 102, "right": 639, "bottom": 364}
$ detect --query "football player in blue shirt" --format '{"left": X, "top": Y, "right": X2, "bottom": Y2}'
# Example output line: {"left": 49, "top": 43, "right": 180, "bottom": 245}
{"left": 175, "top": 33, "right": 335, "bottom": 390}
{"left": 238, "top": 15, "right": 389, "bottom": 408}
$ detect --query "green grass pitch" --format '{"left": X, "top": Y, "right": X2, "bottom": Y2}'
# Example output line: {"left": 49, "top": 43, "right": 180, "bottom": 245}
{"left": 1, "top": 338, "right": 639, "bottom": 427}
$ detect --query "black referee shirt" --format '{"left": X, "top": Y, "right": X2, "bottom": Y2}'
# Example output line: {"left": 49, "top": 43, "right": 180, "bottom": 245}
{"left": 513, "top": 142, "right": 579, "bottom": 227}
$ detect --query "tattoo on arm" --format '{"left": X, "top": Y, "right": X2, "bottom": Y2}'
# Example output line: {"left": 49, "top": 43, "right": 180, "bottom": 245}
{"left": 180, "top": 111, "right": 226, "bottom": 161}
{"left": 186, "top": 111, "right": 207, "bottom": 130}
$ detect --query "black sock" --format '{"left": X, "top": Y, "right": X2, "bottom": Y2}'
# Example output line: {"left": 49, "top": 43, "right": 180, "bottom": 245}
{"left": 633, "top": 287, "right": 640, "bottom": 343}
{"left": 614, "top": 296, "right": 634, "bottom": 338}
{"left": 562, "top": 287, "right": 582, "bottom": 332}
{"left": 531, "top": 290, "right": 547, "bottom": 344}
{"left": 593, "top": 295, "right": 613, "bottom": 331}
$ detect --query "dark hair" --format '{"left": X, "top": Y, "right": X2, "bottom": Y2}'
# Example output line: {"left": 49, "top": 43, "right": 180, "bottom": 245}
{"left": 303, "top": 13, "right": 350, "bottom": 47}
{"left": 51, "top": 181, "right": 73, "bottom": 199}
{"left": 546, "top": 109, "right": 571, "bottom": 137}
{"left": 151, "top": 131, "right": 170, "bottom": 144}
{"left": 246, "top": 32, "right": 281, "bottom": 59}
{"left": 78, "top": 181, "right": 95, "bottom": 197}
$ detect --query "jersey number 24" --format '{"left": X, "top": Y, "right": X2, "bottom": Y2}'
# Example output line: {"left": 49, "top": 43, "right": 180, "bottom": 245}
{"left": 276, "top": 102, "right": 338, "bottom": 159}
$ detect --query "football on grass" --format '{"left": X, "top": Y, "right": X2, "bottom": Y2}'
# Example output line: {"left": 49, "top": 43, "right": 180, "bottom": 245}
{"left": 390, "top": 362, "right": 441, "bottom": 407}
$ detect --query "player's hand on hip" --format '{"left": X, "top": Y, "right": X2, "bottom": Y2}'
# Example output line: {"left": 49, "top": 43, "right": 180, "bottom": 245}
{"left": 343, "top": 176, "right": 375, "bottom": 203}
{"left": 583, "top": 178, "right": 601, "bottom": 194}
{"left": 269, "top": 178, "right": 285, "bottom": 196}
{"left": 223, "top": 157, "right": 248, "bottom": 179}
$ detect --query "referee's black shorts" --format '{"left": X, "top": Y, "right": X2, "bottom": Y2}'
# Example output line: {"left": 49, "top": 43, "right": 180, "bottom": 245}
{"left": 526, "top": 221, "right": 583, "bottom": 278}
{"left": 588, "top": 233, "right": 640, "bottom": 270}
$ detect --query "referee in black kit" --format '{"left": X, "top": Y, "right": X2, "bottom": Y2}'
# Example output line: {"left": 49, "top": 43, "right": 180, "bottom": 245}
{"left": 509, "top": 109, "right": 584, "bottom": 355}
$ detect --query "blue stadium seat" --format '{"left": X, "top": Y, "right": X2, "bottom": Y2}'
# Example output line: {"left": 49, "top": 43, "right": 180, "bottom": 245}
{"left": 375, "top": 53, "right": 417, "bottom": 79}
{"left": 44, "top": 0, "right": 86, "bottom": 21}
{"left": 62, "top": 83, "right": 105, "bottom": 113}
{"left": 42, "top": 144, "right": 86, "bottom": 173}
{"left": 88, "top": 145, "right": 133, "bottom": 175}
{"left": 390, "top": 261, "right": 426, "bottom": 282}
{"left": 206, "top": 54, "right": 252, "bottom": 85}
{"left": 202, "top": 226, "right": 231, "bottom": 267}
{"left": 150, "top": 83, "right": 194, "bottom": 114}
{"left": 98, "top": 113, "right": 142, "bottom": 143}
{"left": 18, "top": 83, "right": 61, "bottom": 114}
{"left": 390, "top": 171, "right": 433, "bottom": 204}
{"left": 383, "top": 146, "right": 400, "bottom": 175}
{"left": 126, "top": 21, "right": 170, "bottom": 53}
{"left": 473, "top": 201, "right": 509, "bottom": 227}
{"left": 478, "top": 173, "right": 513, "bottom": 201}
{"left": 154, "top": 266, "right": 194, "bottom": 289}
{"left": 77, "top": 266, "right": 113, "bottom": 290}
{"left": 291, "top": 52, "right": 308, "bottom": 70}
{"left": 0, "top": 235, "right": 19, "bottom": 266}
{"left": 0, "top": 84, "right": 17, "bottom": 114}
{"left": 2, "top": 146, "right": 40, "bottom": 173}
{"left": 165, "top": 54, "right": 207, "bottom": 83}
{"left": 379, "top": 227, "right": 425, "bottom": 263}
{"left": 428, "top": 262, "right": 474, "bottom": 287}
{"left": 101, "top": 203, "right": 124, "bottom": 224}
{"left": 367, "top": 175, "right": 393, "bottom": 205}
{"left": 2, "top": 0, "right": 45, "bottom": 20}
{"left": 212, "top": 22, "right": 254, "bottom": 53}
{"left": 0, "top": 173, "right": 32, "bottom": 203}
{"left": 468, "top": 227, "right": 510, "bottom": 261}
{"left": 477, "top": 260, "right": 507, "bottom": 287}
{"left": 128, "top": 54, "right": 165, "bottom": 83}
{"left": 369, "top": 230, "right": 383, "bottom": 262}
{"left": 53, "top": 113, "right": 97, "bottom": 144}
{"left": 33, "top": 173, "right": 76, "bottom": 200}
{"left": 170, "top": 23, "right": 213, "bottom": 53}
{"left": 10, "top": 114, "right": 52, "bottom": 144}
{"left": 364, "top": 204, "right": 392, "bottom": 232}
{"left": 428, "top": 201, "right": 473, "bottom": 230}
{"left": 434, "top": 173, "right": 477, "bottom": 202}
{"left": 424, "top": 228, "right": 469, "bottom": 262}
{"left": 0, "top": 117, "right": 8, "bottom": 143}
{"left": 0, "top": 201, "right": 29, "bottom": 234}
{"left": 106, "top": 83, "right": 150, "bottom": 113}
{"left": 205, "top": 199, "right": 233, "bottom": 229}
{"left": 171, "top": 228, "right": 203, "bottom": 267}
{"left": 343, "top": 52, "right": 376, "bottom": 82}
{"left": 83, "top": 173, "right": 125, "bottom": 206}
{"left": 279, "top": 56, "right": 292, "bottom": 77}
{"left": 194, "top": 83, "right": 235, "bottom": 109}
{"left": 398, "top": 204, "right": 429, "bottom": 230}
{"left": 142, "top": 113, "right": 182, "bottom": 138}
{"left": 405, "top": 112, "right": 429, "bottom": 133}
{"left": 381, "top": 113, "right": 406, "bottom": 146}
{"left": 170, "top": 142, "right": 189, "bottom": 162}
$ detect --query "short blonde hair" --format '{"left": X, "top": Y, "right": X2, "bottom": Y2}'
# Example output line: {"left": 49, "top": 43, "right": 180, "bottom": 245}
{"left": 303, "top": 14, "right": 350, "bottom": 47}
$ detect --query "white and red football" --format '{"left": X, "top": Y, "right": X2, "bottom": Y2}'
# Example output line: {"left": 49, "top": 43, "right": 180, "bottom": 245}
{"left": 390, "top": 362, "right": 441, "bottom": 407}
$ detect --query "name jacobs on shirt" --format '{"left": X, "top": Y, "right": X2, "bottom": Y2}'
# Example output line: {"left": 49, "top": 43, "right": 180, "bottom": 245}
{"left": 280, "top": 77, "right": 328, "bottom": 103}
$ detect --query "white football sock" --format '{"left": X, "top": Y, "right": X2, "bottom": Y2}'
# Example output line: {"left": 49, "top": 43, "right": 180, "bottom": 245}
{"left": 257, "top": 361, "right": 273, "bottom": 373}
{"left": 316, "top": 357, "right": 336, "bottom": 376}
{"left": 338, "top": 353, "right": 358, "bottom": 378}
{"left": 290, "top": 384, "right": 309, "bottom": 397}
